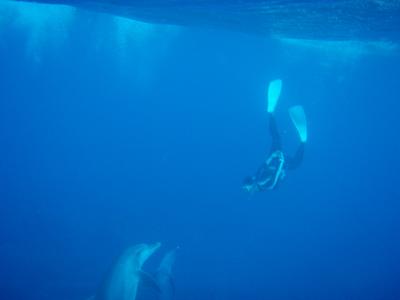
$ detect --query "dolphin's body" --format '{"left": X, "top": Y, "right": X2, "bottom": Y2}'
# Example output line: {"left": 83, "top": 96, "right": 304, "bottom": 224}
{"left": 156, "top": 247, "right": 178, "bottom": 300}
{"left": 94, "top": 243, "right": 161, "bottom": 300}
{"left": 11, "top": 0, "right": 400, "bottom": 41}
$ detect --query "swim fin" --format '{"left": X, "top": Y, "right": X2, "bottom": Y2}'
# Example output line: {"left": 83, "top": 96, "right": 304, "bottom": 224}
{"left": 267, "top": 79, "right": 282, "bottom": 113}
{"left": 289, "top": 105, "right": 307, "bottom": 143}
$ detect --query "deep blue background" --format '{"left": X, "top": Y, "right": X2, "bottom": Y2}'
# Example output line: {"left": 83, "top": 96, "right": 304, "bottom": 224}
{"left": 0, "top": 4, "right": 400, "bottom": 300}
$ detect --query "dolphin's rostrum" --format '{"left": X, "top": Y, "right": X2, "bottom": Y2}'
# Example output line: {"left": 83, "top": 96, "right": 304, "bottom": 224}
{"left": 93, "top": 243, "right": 161, "bottom": 300}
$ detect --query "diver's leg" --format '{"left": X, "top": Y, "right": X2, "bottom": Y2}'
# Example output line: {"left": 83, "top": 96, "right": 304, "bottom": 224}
{"left": 269, "top": 113, "right": 282, "bottom": 152}
{"left": 287, "top": 143, "right": 305, "bottom": 170}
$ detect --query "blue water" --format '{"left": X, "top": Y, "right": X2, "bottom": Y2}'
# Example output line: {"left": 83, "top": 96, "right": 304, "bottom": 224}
{"left": 1, "top": 3, "right": 400, "bottom": 300}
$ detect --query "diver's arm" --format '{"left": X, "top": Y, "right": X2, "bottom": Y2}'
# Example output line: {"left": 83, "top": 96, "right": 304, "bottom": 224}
{"left": 286, "top": 143, "right": 305, "bottom": 170}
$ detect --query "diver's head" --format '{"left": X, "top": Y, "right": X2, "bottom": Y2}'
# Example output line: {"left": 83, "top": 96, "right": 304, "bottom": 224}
{"left": 242, "top": 176, "right": 256, "bottom": 192}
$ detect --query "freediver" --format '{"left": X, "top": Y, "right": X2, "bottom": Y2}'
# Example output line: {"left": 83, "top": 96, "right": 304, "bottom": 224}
{"left": 243, "top": 79, "right": 308, "bottom": 193}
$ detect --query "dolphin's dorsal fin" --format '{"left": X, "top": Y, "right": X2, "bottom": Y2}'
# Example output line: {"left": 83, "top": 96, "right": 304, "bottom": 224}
{"left": 137, "top": 270, "right": 161, "bottom": 294}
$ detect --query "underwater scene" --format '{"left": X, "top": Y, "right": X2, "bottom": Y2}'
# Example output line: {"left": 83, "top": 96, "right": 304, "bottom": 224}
{"left": 0, "top": 1, "right": 400, "bottom": 300}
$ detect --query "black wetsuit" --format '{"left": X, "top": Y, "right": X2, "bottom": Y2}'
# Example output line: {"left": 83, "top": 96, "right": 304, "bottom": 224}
{"left": 268, "top": 114, "right": 304, "bottom": 171}
{"left": 246, "top": 114, "right": 304, "bottom": 191}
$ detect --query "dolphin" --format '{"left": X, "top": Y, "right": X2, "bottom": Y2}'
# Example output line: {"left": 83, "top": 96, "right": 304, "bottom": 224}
{"left": 156, "top": 247, "right": 179, "bottom": 300}
{"left": 10, "top": 0, "right": 400, "bottom": 41}
{"left": 93, "top": 243, "right": 161, "bottom": 300}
